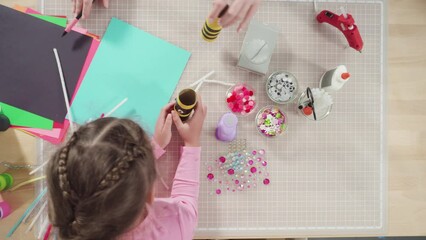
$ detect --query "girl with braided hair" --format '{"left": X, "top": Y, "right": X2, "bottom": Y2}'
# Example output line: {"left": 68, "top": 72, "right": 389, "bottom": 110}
{"left": 47, "top": 96, "right": 207, "bottom": 240}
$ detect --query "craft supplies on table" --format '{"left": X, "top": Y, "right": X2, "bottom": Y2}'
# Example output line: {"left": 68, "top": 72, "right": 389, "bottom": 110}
{"left": 206, "top": 143, "right": 270, "bottom": 195}
{"left": 216, "top": 112, "right": 238, "bottom": 142}
{"left": 70, "top": 17, "right": 190, "bottom": 134}
{"left": 320, "top": 65, "right": 351, "bottom": 91}
{"left": 0, "top": 193, "right": 12, "bottom": 219}
{"left": 237, "top": 20, "right": 279, "bottom": 74}
{"left": 226, "top": 83, "right": 256, "bottom": 115}
{"left": 40, "top": 0, "right": 387, "bottom": 238}
{"left": 0, "top": 4, "right": 100, "bottom": 144}
{"left": 201, "top": 5, "right": 228, "bottom": 42}
{"left": 266, "top": 71, "right": 299, "bottom": 104}
{"left": 174, "top": 89, "right": 197, "bottom": 121}
{"left": 0, "top": 4, "right": 93, "bottom": 123}
{"left": 255, "top": 106, "right": 287, "bottom": 137}
{"left": 316, "top": 8, "right": 364, "bottom": 52}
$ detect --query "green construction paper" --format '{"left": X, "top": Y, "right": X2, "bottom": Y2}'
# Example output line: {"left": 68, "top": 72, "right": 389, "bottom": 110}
{"left": 29, "top": 14, "right": 67, "bottom": 27}
{"left": 71, "top": 18, "right": 191, "bottom": 134}
{"left": 0, "top": 102, "right": 53, "bottom": 130}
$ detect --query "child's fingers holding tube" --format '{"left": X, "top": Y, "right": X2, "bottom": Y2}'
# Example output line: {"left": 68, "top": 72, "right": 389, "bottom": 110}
{"left": 171, "top": 110, "right": 185, "bottom": 131}
{"left": 163, "top": 114, "right": 173, "bottom": 133}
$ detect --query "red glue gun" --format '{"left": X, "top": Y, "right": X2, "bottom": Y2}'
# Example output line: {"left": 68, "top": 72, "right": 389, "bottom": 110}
{"left": 316, "top": 10, "right": 363, "bottom": 52}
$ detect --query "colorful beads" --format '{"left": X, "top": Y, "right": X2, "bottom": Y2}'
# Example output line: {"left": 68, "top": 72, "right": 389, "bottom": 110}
{"left": 207, "top": 148, "right": 271, "bottom": 196}
{"left": 263, "top": 178, "right": 270, "bottom": 185}
{"left": 226, "top": 83, "right": 256, "bottom": 115}
{"left": 207, "top": 173, "right": 214, "bottom": 180}
{"left": 256, "top": 106, "right": 287, "bottom": 137}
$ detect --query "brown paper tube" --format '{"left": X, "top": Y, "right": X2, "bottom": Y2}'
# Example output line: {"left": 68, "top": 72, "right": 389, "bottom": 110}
{"left": 174, "top": 89, "right": 197, "bottom": 121}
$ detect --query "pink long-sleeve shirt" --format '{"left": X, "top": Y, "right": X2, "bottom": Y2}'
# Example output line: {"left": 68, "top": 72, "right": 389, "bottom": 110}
{"left": 119, "top": 141, "right": 201, "bottom": 240}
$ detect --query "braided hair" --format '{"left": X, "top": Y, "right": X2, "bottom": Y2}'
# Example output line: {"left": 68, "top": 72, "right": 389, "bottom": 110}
{"left": 47, "top": 118, "right": 157, "bottom": 240}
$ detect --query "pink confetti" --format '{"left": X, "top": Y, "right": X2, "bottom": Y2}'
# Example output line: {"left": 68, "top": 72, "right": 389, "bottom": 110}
{"left": 207, "top": 173, "right": 214, "bottom": 180}
{"left": 263, "top": 178, "right": 270, "bottom": 185}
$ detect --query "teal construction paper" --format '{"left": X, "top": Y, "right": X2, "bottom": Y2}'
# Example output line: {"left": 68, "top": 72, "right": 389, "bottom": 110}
{"left": 70, "top": 18, "right": 191, "bottom": 134}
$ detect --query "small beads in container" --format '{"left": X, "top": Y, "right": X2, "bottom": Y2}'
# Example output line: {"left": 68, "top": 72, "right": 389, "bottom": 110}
{"left": 255, "top": 106, "right": 287, "bottom": 137}
{"left": 226, "top": 83, "right": 256, "bottom": 115}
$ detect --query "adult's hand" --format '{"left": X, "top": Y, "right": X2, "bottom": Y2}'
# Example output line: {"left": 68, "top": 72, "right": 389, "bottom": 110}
{"left": 73, "top": 0, "right": 109, "bottom": 19}
{"left": 208, "top": 0, "right": 261, "bottom": 33}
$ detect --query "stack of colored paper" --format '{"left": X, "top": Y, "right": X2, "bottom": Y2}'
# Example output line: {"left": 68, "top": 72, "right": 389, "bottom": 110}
{"left": 1, "top": 5, "right": 191, "bottom": 143}
{"left": 0, "top": 4, "right": 99, "bottom": 144}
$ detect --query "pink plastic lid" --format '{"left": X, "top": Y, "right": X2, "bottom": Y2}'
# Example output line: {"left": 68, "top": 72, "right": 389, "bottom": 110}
{"left": 0, "top": 201, "right": 12, "bottom": 219}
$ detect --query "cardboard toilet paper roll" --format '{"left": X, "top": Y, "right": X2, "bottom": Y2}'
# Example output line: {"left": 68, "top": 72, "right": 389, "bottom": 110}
{"left": 174, "top": 88, "right": 197, "bottom": 121}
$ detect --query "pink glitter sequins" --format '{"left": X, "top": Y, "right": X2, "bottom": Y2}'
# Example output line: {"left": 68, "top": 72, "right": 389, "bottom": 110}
{"left": 226, "top": 83, "right": 256, "bottom": 115}
{"left": 259, "top": 149, "right": 265, "bottom": 155}
{"left": 263, "top": 178, "right": 270, "bottom": 185}
{"left": 207, "top": 173, "right": 214, "bottom": 180}
{"left": 207, "top": 147, "right": 270, "bottom": 196}
{"left": 216, "top": 189, "right": 222, "bottom": 195}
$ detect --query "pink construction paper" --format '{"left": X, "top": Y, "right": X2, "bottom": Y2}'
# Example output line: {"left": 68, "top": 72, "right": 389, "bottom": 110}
{"left": 20, "top": 120, "right": 69, "bottom": 144}
{"left": 72, "top": 26, "right": 88, "bottom": 34}
{"left": 25, "top": 7, "right": 40, "bottom": 14}
{"left": 15, "top": 39, "right": 100, "bottom": 144}
{"left": 19, "top": 127, "right": 62, "bottom": 138}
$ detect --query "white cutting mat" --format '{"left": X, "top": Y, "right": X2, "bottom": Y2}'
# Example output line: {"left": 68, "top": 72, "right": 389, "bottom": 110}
{"left": 38, "top": 0, "right": 387, "bottom": 237}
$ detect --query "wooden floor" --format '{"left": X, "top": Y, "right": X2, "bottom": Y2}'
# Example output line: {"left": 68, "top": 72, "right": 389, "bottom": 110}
{"left": 0, "top": 0, "right": 425, "bottom": 238}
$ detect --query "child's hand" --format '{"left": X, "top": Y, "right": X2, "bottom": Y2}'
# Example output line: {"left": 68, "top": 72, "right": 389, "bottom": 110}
{"left": 73, "top": 0, "right": 109, "bottom": 19}
{"left": 153, "top": 103, "right": 174, "bottom": 149}
{"left": 172, "top": 95, "right": 207, "bottom": 147}
{"left": 208, "top": 0, "right": 261, "bottom": 33}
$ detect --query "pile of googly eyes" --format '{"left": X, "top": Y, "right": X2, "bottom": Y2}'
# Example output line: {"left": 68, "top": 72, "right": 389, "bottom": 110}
{"left": 267, "top": 72, "right": 297, "bottom": 103}
{"left": 206, "top": 148, "right": 270, "bottom": 195}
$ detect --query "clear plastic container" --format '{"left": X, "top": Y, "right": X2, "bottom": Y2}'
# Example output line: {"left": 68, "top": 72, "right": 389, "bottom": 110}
{"left": 226, "top": 83, "right": 257, "bottom": 116}
{"left": 266, "top": 71, "right": 299, "bottom": 104}
{"left": 255, "top": 105, "right": 287, "bottom": 137}
{"left": 297, "top": 91, "right": 332, "bottom": 121}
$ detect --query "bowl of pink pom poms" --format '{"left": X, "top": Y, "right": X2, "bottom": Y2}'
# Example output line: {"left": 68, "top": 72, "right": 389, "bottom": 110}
{"left": 226, "top": 83, "right": 256, "bottom": 116}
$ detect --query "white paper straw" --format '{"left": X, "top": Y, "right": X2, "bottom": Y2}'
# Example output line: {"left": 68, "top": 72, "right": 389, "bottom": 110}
{"left": 189, "top": 71, "right": 215, "bottom": 87}
{"left": 104, "top": 98, "right": 128, "bottom": 117}
{"left": 29, "top": 160, "right": 49, "bottom": 175}
{"left": 53, "top": 48, "right": 75, "bottom": 132}
{"left": 25, "top": 201, "right": 48, "bottom": 233}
